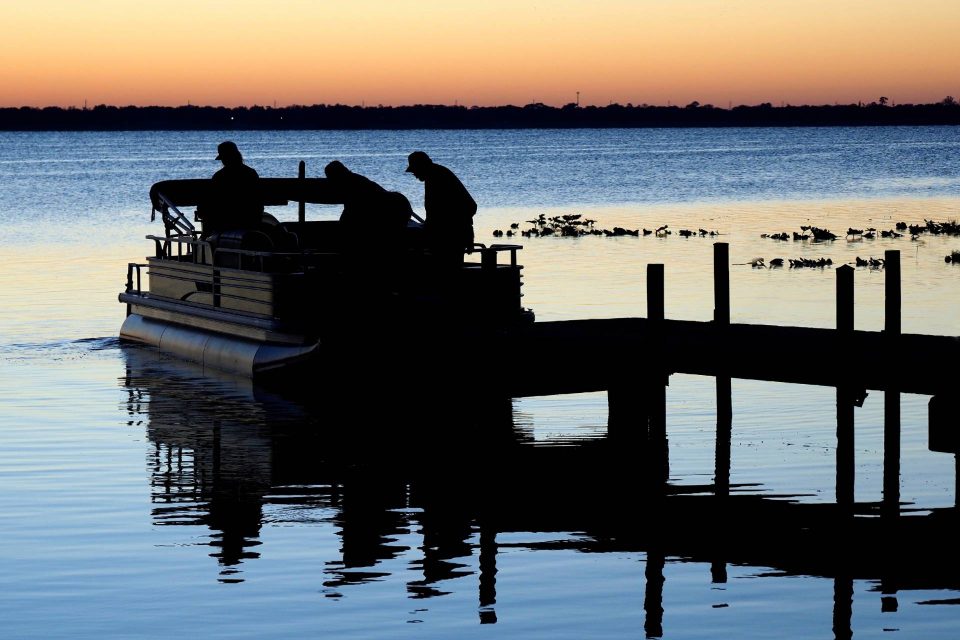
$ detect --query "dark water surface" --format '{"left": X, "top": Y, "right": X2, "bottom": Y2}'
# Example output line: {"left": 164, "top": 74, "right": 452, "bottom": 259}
{"left": 2, "top": 128, "right": 960, "bottom": 638}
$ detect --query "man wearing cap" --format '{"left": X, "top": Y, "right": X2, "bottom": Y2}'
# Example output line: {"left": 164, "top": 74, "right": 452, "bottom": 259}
{"left": 199, "top": 141, "right": 263, "bottom": 237}
{"left": 405, "top": 151, "right": 477, "bottom": 270}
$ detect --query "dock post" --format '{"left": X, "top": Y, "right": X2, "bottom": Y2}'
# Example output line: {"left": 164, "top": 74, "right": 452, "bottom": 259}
{"left": 298, "top": 160, "right": 306, "bottom": 223}
{"left": 713, "top": 243, "right": 732, "bottom": 496}
{"left": 647, "top": 264, "right": 665, "bottom": 322}
{"left": 647, "top": 264, "right": 669, "bottom": 483}
{"left": 883, "top": 250, "right": 901, "bottom": 515}
{"left": 713, "top": 243, "right": 730, "bottom": 324}
{"left": 835, "top": 264, "right": 856, "bottom": 508}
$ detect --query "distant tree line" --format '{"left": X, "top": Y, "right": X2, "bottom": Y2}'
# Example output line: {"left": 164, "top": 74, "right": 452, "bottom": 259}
{"left": 2, "top": 98, "right": 959, "bottom": 130}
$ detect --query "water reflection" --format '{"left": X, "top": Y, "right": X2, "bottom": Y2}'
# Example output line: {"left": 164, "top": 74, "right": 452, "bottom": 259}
{"left": 120, "top": 343, "right": 960, "bottom": 636}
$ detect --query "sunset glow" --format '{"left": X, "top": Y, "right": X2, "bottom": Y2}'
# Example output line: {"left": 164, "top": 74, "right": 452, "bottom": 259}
{"left": 2, "top": 0, "right": 958, "bottom": 108}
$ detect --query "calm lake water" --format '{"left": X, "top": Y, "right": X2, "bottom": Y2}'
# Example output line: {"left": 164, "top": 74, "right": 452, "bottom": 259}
{"left": 2, "top": 127, "right": 960, "bottom": 639}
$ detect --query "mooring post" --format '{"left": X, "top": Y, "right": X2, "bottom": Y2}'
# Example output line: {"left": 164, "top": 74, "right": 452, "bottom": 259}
{"left": 835, "top": 264, "right": 855, "bottom": 508}
{"left": 883, "top": 250, "right": 901, "bottom": 515}
{"left": 646, "top": 264, "right": 669, "bottom": 483}
{"left": 713, "top": 243, "right": 732, "bottom": 496}
{"left": 647, "top": 263, "right": 665, "bottom": 322}
{"left": 713, "top": 243, "right": 730, "bottom": 325}
{"left": 298, "top": 160, "right": 306, "bottom": 223}
{"left": 884, "top": 249, "right": 901, "bottom": 336}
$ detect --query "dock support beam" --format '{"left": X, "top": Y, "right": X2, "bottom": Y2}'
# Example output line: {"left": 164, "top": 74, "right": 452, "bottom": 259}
{"left": 883, "top": 250, "right": 901, "bottom": 515}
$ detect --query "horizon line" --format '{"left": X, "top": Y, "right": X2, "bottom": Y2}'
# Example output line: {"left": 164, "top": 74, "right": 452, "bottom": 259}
{"left": 7, "top": 97, "right": 959, "bottom": 111}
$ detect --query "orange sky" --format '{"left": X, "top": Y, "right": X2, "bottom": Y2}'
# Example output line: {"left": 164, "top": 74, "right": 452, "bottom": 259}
{"left": 1, "top": 0, "right": 958, "bottom": 108}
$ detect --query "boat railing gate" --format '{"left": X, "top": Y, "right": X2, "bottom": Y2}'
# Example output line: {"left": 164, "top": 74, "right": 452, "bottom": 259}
{"left": 473, "top": 243, "right": 523, "bottom": 270}
{"left": 153, "top": 192, "right": 198, "bottom": 239}
{"left": 125, "top": 262, "right": 145, "bottom": 294}
{"left": 146, "top": 233, "right": 214, "bottom": 265}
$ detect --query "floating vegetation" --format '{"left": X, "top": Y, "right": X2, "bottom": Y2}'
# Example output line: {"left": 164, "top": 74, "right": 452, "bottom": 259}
{"left": 761, "top": 225, "right": 837, "bottom": 241}
{"left": 737, "top": 257, "right": 833, "bottom": 269}
{"left": 493, "top": 214, "right": 720, "bottom": 239}
{"left": 788, "top": 257, "right": 833, "bottom": 268}
{"left": 854, "top": 256, "right": 886, "bottom": 268}
{"left": 759, "top": 219, "right": 960, "bottom": 244}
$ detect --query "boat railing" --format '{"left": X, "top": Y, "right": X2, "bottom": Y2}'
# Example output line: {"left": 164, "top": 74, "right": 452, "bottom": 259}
{"left": 125, "top": 262, "right": 145, "bottom": 294}
{"left": 146, "top": 233, "right": 214, "bottom": 264}
{"left": 125, "top": 256, "right": 291, "bottom": 317}
{"left": 471, "top": 243, "right": 523, "bottom": 270}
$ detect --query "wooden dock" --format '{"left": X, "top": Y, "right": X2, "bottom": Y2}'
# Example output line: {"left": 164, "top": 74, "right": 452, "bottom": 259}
{"left": 475, "top": 245, "right": 960, "bottom": 510}
{"left": 491, "top": 245, "right": 956, "bottom": 398}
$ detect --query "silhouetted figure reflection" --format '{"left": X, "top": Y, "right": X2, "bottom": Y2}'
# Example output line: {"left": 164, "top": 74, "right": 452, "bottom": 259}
{"left": 199, "top": 141, "right": 264, "bottom": 239}
{"left": 405, "top": 151, "right": 477, "bottom": 273}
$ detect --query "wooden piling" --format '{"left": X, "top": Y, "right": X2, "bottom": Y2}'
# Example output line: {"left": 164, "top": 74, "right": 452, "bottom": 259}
{"left": 298, "top": 160, "right": 306, "bottom": 223}
{"left": 647, "top": 264, "right": 664, "bottom": 322}
{"left": 883, "top": 250, "right": 901, "bottom": 514}
{"left": 835, "top": 265, "right": 855, "bottom": 508}
{"left": 713, "top": 243, "right": 732, "bottom": 496}
{"left": 884, "top": 250, "right": 900, "bottom": 336}
{"left": 836, "top": 264, "right": 854, "bottom": 333}
{"left": 646, "top": 264, "right": 669, "bottom": 483}
{"left": 713, "top": 243, "right": 730, "bottom": 325}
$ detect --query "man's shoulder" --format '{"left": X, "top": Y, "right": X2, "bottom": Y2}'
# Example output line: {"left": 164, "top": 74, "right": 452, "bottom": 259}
{"left": 430, "top": 163, "right": 465, "bottom": 184}
{"left": 213, "top": 164, "right": 259, "bottom": 180}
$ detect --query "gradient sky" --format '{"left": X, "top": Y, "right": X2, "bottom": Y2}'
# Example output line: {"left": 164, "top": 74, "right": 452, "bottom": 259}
{"left": 1, "top": 0, "right": 958, "bottom": 108}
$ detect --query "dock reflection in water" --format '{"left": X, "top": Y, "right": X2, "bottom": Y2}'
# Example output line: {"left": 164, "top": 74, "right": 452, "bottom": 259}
{"left": 120, "top": 343, "right": 960, "bottom": 635}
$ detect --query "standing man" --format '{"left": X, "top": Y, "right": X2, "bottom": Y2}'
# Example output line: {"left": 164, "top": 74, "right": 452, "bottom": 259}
{"left": 405, "top": 151, "right": 477, "bottom": 270}
{"left": 199, "top": 140, "right": 263, "bottom": 237}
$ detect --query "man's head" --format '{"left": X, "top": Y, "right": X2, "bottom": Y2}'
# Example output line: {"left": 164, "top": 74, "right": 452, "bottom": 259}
{"left": 216, "top": 141, "right": 242, "bottom": 165}
{"left": 405, "top": 151, "right": 432, "bottom": 181}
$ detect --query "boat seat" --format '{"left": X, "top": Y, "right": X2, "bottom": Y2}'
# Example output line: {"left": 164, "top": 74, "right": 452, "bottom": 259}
{"left": 213, "top": 229, "right": 274, "bottom": 269}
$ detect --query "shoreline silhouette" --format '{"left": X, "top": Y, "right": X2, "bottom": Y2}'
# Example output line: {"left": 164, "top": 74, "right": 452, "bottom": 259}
{"left": 3, "top": 98, "right": 959, "bottom": 130}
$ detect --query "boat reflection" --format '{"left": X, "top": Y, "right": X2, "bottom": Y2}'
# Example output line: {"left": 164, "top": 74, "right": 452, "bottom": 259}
{"left": 120, "top": 342, "right": 960, "bottom": 633}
